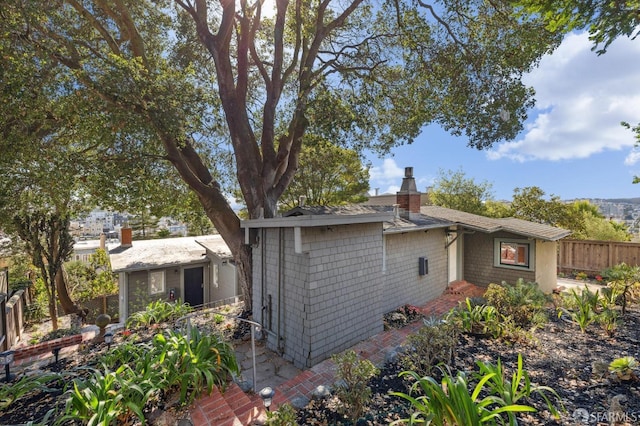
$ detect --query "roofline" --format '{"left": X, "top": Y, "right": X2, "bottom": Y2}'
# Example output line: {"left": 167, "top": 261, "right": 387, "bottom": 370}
{"left": 383, "top": 222, "right": 453, "bottom": 234}
{"left": 112, "top": 258, "right": 209, "bottom": 273}
{"left": 241, "top": 213, "right": 393, "bottom": 228}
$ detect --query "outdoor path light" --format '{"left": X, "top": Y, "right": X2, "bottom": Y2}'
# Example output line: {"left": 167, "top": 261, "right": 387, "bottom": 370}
{"left": 259, "top": 386, "right": 275, "bottom": 411}
{"left": 0, "top": 351, "right": 14, "bottom": 382}
{"left": 104, "top": 331, "right": 114, "bottom": 350}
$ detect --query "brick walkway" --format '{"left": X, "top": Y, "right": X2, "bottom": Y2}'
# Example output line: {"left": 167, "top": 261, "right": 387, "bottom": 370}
{"left": 188, "top": 280, "right": 485, "bottom": 425}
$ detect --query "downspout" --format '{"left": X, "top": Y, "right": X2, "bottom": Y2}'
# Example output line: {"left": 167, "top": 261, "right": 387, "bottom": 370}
{"left": 261, "top": 228, "right": 268, "bottom": 330}
{"left": 277, "top": 227, "right": 284, "bottom": 352}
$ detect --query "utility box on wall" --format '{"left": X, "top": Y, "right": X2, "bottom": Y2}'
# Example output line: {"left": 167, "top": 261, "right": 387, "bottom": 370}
{"left": 419, "top": 257, "right": 428, "bottom": 276}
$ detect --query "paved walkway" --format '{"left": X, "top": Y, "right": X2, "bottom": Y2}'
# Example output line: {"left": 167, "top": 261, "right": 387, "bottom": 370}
{"left": 188, "top": 280, "right": 485, "bottom": 425}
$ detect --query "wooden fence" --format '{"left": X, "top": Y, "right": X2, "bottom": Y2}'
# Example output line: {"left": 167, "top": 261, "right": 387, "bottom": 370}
{"left": 558, "top": 239, "right": 640, "bottom": 274}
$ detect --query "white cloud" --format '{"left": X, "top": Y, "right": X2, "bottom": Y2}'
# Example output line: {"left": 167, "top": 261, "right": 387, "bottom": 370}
{"left": 370, "top": 158, "right": 404, "bottom": 181}
{"left": 625, "top": 148, "right": 640, "bottom": 166}
{"left": 488, "top": 32, "right": 640, "bottom": 162}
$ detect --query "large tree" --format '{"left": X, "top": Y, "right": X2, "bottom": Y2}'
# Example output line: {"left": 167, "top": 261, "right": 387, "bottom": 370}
{"left": 278, "top": 136, "right": 369, "bottom": 210}
{"left": 428, "top": 169, "right": 494, "bottom": 215}
{"left": 4, "top": 0, "right": 561, "bottom": 310}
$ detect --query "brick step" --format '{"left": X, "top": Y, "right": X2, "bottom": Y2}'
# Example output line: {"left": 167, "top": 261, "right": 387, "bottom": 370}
{"left": 191, "top": 382, "right": 267, "bottom": 426}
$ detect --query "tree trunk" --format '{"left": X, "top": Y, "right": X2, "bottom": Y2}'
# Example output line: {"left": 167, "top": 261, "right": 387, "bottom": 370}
{"left": 55, "top": 266, "right": 79, "bottom": 315}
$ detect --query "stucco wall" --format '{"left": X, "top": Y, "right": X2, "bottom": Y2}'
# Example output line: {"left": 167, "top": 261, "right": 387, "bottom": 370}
{"left": 463, "top": 231, "right": 535, "bottom": 287}
{"left": 253, "top": 223, "right": 384, "bottom": 368}
{"left": 535, "top": 240, "right": 558, "bottom": 293}
{"left": 383, "top": 229, "right": 448, "bottom": 313}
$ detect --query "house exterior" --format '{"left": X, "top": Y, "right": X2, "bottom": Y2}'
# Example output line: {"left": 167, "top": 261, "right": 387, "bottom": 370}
{"left": 241, "top": 167, "right": 570, "bottom": 369}
{"left": 109, "top": 233, "right": 240, "bottom": 322}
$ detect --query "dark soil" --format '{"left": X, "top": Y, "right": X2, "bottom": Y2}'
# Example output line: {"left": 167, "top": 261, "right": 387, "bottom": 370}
{"left": 2, "top": 305, "right": 640, "bottom": 425}
{"left": 296, "top": 306, "right": 640, "bottom": 425}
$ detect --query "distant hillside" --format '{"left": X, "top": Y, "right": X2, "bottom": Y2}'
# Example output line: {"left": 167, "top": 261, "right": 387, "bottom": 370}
{"left": 598, "top": 198, "right": 640, "bottom": 204}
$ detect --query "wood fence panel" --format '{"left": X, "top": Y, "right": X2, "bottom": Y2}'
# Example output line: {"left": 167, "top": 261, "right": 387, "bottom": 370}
{"left": 558, "top": 240, "right": 640, "bottom": 273}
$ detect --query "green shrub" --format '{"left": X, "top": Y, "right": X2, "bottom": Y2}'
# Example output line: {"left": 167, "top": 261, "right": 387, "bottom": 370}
{"left": 332, "top": 350, "right": 379, "bottom": 421}
{"left": 400, "top": 319, "right": 458, "bottom": 377}
{"left": 484, "top": 279, "right": 548, "bottom": 328}
{"left": 265, "top": 403, "right": 297, "bottom": 426}
{"left": 446, "top": 298, "right": 502, "bottom": 338}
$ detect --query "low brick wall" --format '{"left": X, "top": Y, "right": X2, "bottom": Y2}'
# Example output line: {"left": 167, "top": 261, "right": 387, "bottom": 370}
{"left": 13, "top": 333, "right": 83, "bottom": 362}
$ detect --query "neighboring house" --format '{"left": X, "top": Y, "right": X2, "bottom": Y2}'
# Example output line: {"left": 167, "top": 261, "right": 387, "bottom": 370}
{"left": 241, "top": 167, "right": 570, "bottom": 369}
{"left": 71, "top": 235, "right": 119, "bottom": 264}
{"left": 109, "top": 232, "right": 240, "bottom": 322}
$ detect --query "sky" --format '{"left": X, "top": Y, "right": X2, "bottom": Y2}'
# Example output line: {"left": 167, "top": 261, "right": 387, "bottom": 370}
{"left": 366, "top": 32, "right": 640, "bottom": 202}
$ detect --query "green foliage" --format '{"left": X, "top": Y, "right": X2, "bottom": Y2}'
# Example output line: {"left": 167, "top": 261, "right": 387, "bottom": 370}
{"left": 152, "top": 329, "right": 239, "bottom": 404}
{"left": 515, "top": 0, "right": 640, "bottom": 54}
{"left": 332, "top": 350, "right": 379, "bottom": 421}
{"left": 510, "top": 187, "right": 579, "bottom": 230}
{"left": 428, "top": 169, "right": 494, "bottom": 216}
{"left": 65, "top": 249, "right": 117, "bottom": 302}
{"left": 477, "top": 354, "right": 563, "bottom": 421}
{"left": 608, "top": 356, "right": 638, "bottom": 381}
{"left": 602, "top": 262, "right": 640, "bottom": 314}
{"left": 447, "top": 298, "right": 503, "bottom": 338}
{"left": 265, "top": 403, "right": 298, "bottom": 426}
{"left": 484, "top": 279, "right": 548, "bottom": 328}
{"left": 61, "top": 328, "right": 240, "bottom": 424}
{"left": 400, "top": 319, "right": 459, "bottom": 377}
{"left": 279, "top": 136, "right": 370, "bottom": 210}
{"left": 559, "top": 286, "right": 599, "bottom": 333}
{"left": 126, "top": 299, "right": 194, "bottom": 329}
{"left": 0, "top": 373, "right": 64, "bottom": 410}
{"left": 392, "top": 354, "right": 562, "bottom": 425}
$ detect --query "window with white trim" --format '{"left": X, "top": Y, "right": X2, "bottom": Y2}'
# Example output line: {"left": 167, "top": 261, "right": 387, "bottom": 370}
{"left": 149, "top": 270, "right": 166, "bottom": 295}
{"left": 494, "top": 238, "right": 534, "bottom": 271}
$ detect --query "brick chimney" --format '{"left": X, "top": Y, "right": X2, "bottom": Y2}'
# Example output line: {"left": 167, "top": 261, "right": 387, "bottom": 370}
{"left": 396, "top": 167, "right": 421, "bottom": 219}
{"left": 120, "top": 227, "right": 132, "bottom": 248}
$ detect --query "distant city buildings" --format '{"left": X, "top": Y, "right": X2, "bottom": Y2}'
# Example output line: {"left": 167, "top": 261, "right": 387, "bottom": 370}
{"left": 71, "top": 209, "right": 187, "bottom": 239}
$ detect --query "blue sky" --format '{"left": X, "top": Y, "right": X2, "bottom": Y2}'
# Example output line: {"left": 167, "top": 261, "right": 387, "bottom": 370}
{"left": 366, "top": 32, "right": 640, "bottom": 201}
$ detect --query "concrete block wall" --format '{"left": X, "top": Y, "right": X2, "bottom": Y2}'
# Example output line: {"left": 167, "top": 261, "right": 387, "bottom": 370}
{"left": 463, "top": 231, "right": 535, "bottom": 287}
{"left": 383, "top": 229, "right": 448, "bottom": 313}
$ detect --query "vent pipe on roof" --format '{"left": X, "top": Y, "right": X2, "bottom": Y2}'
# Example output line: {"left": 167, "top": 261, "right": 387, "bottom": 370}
{"left": 298, "top": 195, "right": 306, "bottom": 207}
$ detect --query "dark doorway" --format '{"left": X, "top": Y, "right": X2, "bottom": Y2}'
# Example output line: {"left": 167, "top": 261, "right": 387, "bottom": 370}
{"left": 184, "top": 266, "right": 204, "bottom": 307}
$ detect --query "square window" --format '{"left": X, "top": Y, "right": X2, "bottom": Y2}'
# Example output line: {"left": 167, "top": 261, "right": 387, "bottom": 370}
{"left": 494, "top": 238, "right": 534, "bottom": 271}
{"left": 149, "top": 270, "right": 165, "bottom": 295}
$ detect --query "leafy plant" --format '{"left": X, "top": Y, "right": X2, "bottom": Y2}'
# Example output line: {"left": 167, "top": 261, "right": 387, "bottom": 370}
{"left": 332, "top": 350, "right": 379, "bottom": 421}
{"left": 602, "top": 263, "right": 640, "bottom": 315}
{"left": 392, "top": 354, "right": 562, "bottom": 425}
{"left": 596, "top": 307, "right": 620, "bottom": 337}
{"left": 400, "top": 319, "right": 459, "bottom": 377}
{"left": 265, "top": 402, "right": 298, "bottom": 426}
{"left": 484, "top": 279, "right": 548, "bottom": 328}
{"left": 126, "top": 299, "right": 193, "bottom": 328}
{"left": 447, "top": 298, "right": 502, "bottom": 338}
{"left": 476, "top": 354, "right": 563, "bottom": 421}
{"left": 392, "top": 368, "right": 534, "bottom": 425}
{"left": 559, "top": 286, "right": 599, "bottom": 333}
{"left": 609, "top": 356, "right": 638, "bottom": 381}
{"left": 0, "top": 373, "right": 63, "bottom": 410}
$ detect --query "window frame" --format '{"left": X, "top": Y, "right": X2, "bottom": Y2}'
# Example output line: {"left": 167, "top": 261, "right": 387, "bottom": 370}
{"left": 493, "top": 238, "right": 535, "bottom": 271}
{"left": 149, "top": 270, "right": 166, "bottom": 295}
